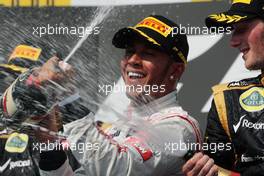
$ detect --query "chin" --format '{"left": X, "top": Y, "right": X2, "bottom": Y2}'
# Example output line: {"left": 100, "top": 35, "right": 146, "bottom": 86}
{"left": 245, "top": 62, "right": 260, "bottom": 70}
{"left": 245, "top": 64, "right": 254, "bottom": 70}
{"left": 244, "top": 62, "right": 251, "bottom": 70}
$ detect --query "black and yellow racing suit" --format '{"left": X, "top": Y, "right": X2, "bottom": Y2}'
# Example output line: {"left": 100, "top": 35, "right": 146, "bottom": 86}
{"left": 205, "top": 74, "right": 264, "bottom": 176}
{"left": 0, "top": 68, "right": 89, "bottom": 176}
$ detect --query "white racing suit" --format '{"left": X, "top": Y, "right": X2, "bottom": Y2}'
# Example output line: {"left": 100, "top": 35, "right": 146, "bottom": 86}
{"left": 0, "top": 70, "right": 202, "bottom": 176}
{"left": 40, "top": 90, "right": 202, "bottom": 176}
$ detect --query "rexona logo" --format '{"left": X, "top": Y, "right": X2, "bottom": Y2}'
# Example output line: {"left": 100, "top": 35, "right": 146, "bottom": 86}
{"left": 0, "top": 159, "right": 11, "bottom": 172}
{"left": 233, "top": 115, "right": 264, "bottom": 133}
{"left": 0, "top": 159, "right": 31, "bottom": 172}
{"left": 9, "top": 160, "right": 31, "bottom": 170}
{"left": 239, "top": 87, "right": 264, "bottom": 112}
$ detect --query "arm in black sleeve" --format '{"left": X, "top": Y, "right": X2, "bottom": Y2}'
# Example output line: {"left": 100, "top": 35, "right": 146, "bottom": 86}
{"left": 0, "top": 69, "right": 49, "bottom": 128}
{"left": 204, "top": 100, "right": 236, "bottom": 170}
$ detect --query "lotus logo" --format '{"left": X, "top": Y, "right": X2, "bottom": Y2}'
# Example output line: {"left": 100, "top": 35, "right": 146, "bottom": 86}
{"left": 239, "top": 87, "right": 264, "bottom": 112}
{"left": 5, "top": 133, "right": 28, "bottom": 153}
{"left": 242, "top": 91, "right": 264, "bottom": 106}
{"left": 6, "top": 136, "right": 27, "bottom": 148}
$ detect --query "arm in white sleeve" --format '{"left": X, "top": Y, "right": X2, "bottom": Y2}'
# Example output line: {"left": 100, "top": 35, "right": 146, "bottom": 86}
{"left": 48, "top": 111, "right": 202, "bottom": 176}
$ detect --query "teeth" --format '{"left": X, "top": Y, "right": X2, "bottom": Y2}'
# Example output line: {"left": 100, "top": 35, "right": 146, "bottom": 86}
{"left": 128, "top": 72, "right": 144, "bottom": 78}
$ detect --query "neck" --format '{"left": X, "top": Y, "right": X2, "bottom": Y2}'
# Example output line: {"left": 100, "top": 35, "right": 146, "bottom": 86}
{"left": 129, "top": 89, "right": 177, "bottom": 107}
{"left": 129, "top": 94, "right": 153, "bottom": 107}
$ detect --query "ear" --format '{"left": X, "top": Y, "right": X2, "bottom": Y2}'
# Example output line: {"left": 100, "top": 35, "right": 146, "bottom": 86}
{"left": 168, "top": 62, "right": 185, "bottom": 81}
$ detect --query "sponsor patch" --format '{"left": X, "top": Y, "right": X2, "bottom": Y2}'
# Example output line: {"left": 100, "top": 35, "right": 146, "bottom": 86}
{"left": 241, "top": 154, "right": 264, "bottom": 162}
{"left": 228, "top": 80, "right": 249, "bottom": 87}
{"left": 9, "top": 45, "right": 41, "bottom": 62}
{"left": 233, "top": 115, "right": 246, "bottom": 133}
{"left": 232, "top": 0, "right": 252, "bottom": 5}
{"left": 0, "top": 0, "right": 71, "bottom": 7}
{"left": 0, "top": 64, "right": 28, "bottom": 73}
{"left": 5, "top": 133, "right": 28, "bottom": 153}
{"left": 124, "top": 136, "right": 153, "bottom": 162}
{"left": 0, "top": 159, "right": 11, "bottom": 173}
{"left": 209, "top": 14, "right": 247, "bottom": 24}
{"left": 135, "top": 17, "right": 173, "bottom": 37}
{"left": 9, "top": 160, "right": 31, "bottom": 170}
{"left": 0, "top": 159, "right": 31, "bottom": 173}
{"left": 239, "top": 87, "right": 264, "bottom": 112}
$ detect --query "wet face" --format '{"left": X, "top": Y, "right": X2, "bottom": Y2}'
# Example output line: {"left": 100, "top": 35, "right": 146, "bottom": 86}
{"left": 120, "top": 40, "right": 184, "bottom": 101}
{"left": 230, "top": 19, "right": 264, "bottom": 70}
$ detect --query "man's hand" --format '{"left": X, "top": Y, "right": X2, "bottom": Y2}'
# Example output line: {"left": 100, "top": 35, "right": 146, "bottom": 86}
{"left": 33, "top": 56, "right": 73, "bottom": 84}
{"left": 182, "top": 152, "right": 218, "bottom": 176}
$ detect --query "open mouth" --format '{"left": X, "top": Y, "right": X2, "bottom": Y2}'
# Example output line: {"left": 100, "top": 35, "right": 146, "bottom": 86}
{"left": 127, "top": 71, "right": 146, "bottom": 79}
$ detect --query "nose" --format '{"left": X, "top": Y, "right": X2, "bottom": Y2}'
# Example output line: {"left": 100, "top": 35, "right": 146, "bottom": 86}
{"left": 230, "top": 31, "right": 241, "bottom": 48}
{"left": 127, "top": 53, "right": 142, "bottom": 68}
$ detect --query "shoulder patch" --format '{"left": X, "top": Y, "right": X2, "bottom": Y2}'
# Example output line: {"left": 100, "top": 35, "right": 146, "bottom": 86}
{"left": 228, "top": 77, "right": 261, "bottom": 88}
{"left": 213, "top": 76, "right": 262, "bottom": 94}
{"left": 227, "top": 80, "right": 249, "bottom": 88}
{"left": 124, "top": 136, "right": 153, "bottom": 162}
{"left": 239, "top": 87, "right": 264, "bottom": 112}
{"left": 5, "top": 132, "right": 28, "bottom": 153}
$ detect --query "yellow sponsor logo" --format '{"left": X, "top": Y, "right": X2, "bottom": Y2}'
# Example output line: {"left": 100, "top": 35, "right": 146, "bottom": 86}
{"left": 232, "top": 0, "right": 252, "bottom": 5}
{"left": 135, "top": 17, "right": 173, "bottom": 37}
{"left": 209, "top": 13, "right": 247, "bottom": 23}
{"left": 9, "top": 45, "right": 41, "bottom": 62}
{"left": 239, "top": 87, "right": 264, "bottom": 112}
{"left": 5, "top": 132, "right": 29, "bottom": 153}
{"left": 0, "top": 0, "right": 70, "bottom": 7}
{"left": 0, "top": 64, "right": 28, "bottom": 73}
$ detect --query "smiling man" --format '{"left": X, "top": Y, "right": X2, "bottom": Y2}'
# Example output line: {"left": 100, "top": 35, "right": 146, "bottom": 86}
{"left": 183, "top": 0, "right": 264, "bottom": 175}
{"left": 113, "top": 16, "right": 188, "bottom": 102}
{"left": 230, "top": 19, "right": 264, "bottom": 70}
{"left": 119, "top": 37, "right": 182, "bottom": 102}
{"left": 0, "top": 15, "right": 202, "bottom": 175}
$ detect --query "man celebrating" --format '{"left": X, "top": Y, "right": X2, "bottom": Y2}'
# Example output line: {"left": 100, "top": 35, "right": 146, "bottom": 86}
{"left": 0, "top": 42, "right": 88, "bottom": 176}
{"left": 1, "top": 15, "right": 201, "bottom": 175}
{"left": 183, "top": 0, "right": 264, "bottom": 175}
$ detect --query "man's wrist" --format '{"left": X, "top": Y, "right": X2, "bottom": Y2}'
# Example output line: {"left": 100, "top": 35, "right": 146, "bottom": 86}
{"left": 26, "top": 73, "right": 41, "bottom": 88}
